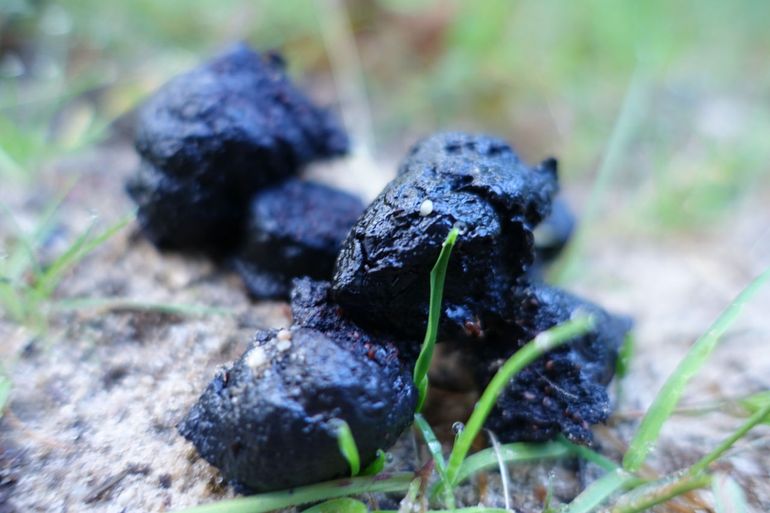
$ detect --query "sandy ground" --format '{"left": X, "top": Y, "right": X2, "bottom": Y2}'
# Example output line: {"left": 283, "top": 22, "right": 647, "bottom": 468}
{"left": 1, "top": 140, "right": 769, "bottom": 513}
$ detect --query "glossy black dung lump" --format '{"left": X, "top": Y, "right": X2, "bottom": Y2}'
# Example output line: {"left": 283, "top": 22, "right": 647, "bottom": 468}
{"left": 127, "top": 42, "right": 348, "bottom": 252}
{"left": 332, "top": 132, "right": 559, "bottom": 341}
{"left": 232, "top": 180, "right": 365, "bottom": 300}
{"left": 179, "top": 326, "right": 416, "bottom": 492}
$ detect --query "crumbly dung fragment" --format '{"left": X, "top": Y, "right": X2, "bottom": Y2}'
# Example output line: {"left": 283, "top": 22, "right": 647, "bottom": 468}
{"left": 178, "top": 327, "right": 416, "bottom": 492}
{"left": 128, "top": 42, "right": 348, "bottom": 252}
{"left": 332, "top": 132, "right": 559, "bottom": 341}
{"left": 290, "top": 278, "right": 350, "bottom": 335}
{"left": 232, "top": 180, "right": 364, "bottom": 299}
{"left": 290, "top": 278, "right": 421, "bottom": 362}
{"left": 474, "top": 283, "right": 631, "bottom": 443}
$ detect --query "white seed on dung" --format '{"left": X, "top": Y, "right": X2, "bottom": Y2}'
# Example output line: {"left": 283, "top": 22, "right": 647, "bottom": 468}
{"left": 419, "top": 199, "right": 434, "bottom": 217}
{"left": 245, "top": 347, "right": 268, "bottom": 372}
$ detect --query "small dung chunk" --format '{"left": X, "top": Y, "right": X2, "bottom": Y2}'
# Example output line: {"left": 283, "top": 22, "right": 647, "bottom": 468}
{"left": 179, "top": 327, "right": 416, "bottom": 492}
{"left": 290, "top": 277, "right": 358, "bottom": 337}
{"left": 332, "top": 132, "right": 559, "bottom": 341}
{"left": 475, "top": 284, "right": 631, "bottom": 443}
{"left": 290, "top": 277, "right": 421, "bottom": 363}
{"left": 232, "top": 180, "right": 365, "bottom": 300}
{"left": 126, "top": 162, "right": 246, "bottom": 251}
{"left": 128, "top": 42, "right": 348, "bottom": 252}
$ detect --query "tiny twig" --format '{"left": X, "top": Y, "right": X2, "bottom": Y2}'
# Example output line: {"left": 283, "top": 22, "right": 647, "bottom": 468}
{"left": 84, "top": 464, "right": 150, "bottom": 504}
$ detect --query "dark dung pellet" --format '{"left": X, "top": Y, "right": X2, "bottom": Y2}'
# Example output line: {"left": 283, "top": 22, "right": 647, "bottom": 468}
{"left": 135, "top": 43, "right": 348, "bottom": 182}
{"left": 332, "top": 132, "right": 559, "bottom": 341}
{"left": 128, "top": 42, "right": 348, "bottom": 252}
{"left": 232, "top": 180, "right": 364, "bottom": 300}
{"left": 179, "top": 327, "right": 416, "bottom": 492}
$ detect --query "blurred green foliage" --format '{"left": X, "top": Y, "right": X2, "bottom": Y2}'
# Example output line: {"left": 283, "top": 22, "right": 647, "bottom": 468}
{"left": 0, "top": 0, "right": 768, "bottom": 232}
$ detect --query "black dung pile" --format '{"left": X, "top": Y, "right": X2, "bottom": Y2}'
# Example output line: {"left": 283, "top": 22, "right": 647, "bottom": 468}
{"left": 330, "top": 132, "right": 630, "bottom": 443}
{"left": 178, "top": 132, "right": 630, "bottom": 492}
{"left": 130, "top": 53, "right": 633, "bottom": 493}
{"left": 126, "top": 42, "right": 359, "bottom": 295}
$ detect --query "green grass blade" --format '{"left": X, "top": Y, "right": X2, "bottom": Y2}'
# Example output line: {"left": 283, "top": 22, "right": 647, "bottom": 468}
{"left": 431, "top": 441, "right": 570, "bottom": 501}
{"left": 737, "top": 390, "right": 770, "bottom": 421}
{"left": 172, "top": 472, "right": 413, "bottom": 513}
{"left": 414, "top": 413, "right": 455, "bottom": 508}
{"left": 556, "top": 436, "right": 619, "bottom": 472}
{"left": 414, "top": 414, "right": 448, "bottom": 475}
{"left": 0, "top": 370, "right": 11, "bottom": 417}
{"left": 31, "top": 215, "right": 131, "bottom": 301}
{"left": 688, "top": 402, "right": 770, "bottom": 476}
{"left": 552, "top": 64, "right": 649, "bottom": 284}
{"left": 615, "top": 333, "right": 634, "bottom": 380}
{"left": 302, "top": 498, "right": 368, "bottom": 513}
{"left": 560, "top": 470, "right": 635, "bottom": 513}
{"left": 712, "top": 474, "right": 750, "bottom": 513}
{"left": 0, "top": 280, "right": 25, "bottom": 322}
{"left": 454, "top": 442, "right": 569, "bottom": 485}
{"left": 374, "top": 508, "right": 510, "bottom": 513}
{"left": 361, "top": 449, "right": 386, "bottom": 476}
{"left": 623, "top": 267, "right": 770, "bottom": 472}
{"left": 334, "top": 419, "right": 361, "bottom": 476}
{"left": 31, "top": 217, "right": 93, "bottom": 299}
{"left": 0, "top": 200, "right": 42, "bottom": 282}
{"left": 8, "top": 178, "right": 80, "bottom": 281}
{"left": 26, "top": 179, "right": 80, "bottom": 269}
{"left": 614, "top": 333, "right": 635, "bottom": 404}
{"left": 446, "top": 316, "right": 595, "bottom": 485}
{"left": 610, "top": 472, "right": 711, "bottom": 513}
{"left": 0, "top": 183, "right": 78, "bottom": 322}
{"left": 32, "top": 214, "right": 133, "bottom": 300}
{"left": 413, "top": 227, "right": 459, "bottom": 412}
{"left": 0, "top": 142, "right": 25, "bottom": 179}
{"left": 397, "top": 477, "right": 422, "bottom": 512}
{"left": 439, "top": 439, "right": 621, "bottom": 511}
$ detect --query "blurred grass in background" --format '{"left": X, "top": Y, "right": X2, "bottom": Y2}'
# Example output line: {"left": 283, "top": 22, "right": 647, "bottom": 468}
{"left": 1, "top": 0, "right": 768, "bottom": 233}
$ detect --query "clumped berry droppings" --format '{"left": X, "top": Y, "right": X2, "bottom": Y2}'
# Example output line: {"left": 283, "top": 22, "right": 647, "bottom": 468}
{"left": 128, "top": 42, "right": 348, "bottom": 253}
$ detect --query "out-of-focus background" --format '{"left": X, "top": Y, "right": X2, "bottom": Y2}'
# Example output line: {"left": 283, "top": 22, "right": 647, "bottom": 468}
{"left": 2, "top": 0, "right": 769, "bottom": 232}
